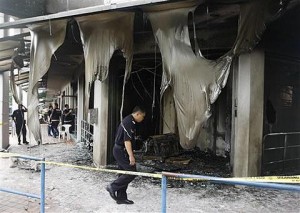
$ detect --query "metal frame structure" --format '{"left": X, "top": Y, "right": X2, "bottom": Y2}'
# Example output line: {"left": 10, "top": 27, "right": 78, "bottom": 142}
{"left": 81, "top": 120, "right": 94, "bottom": 151}
{"left": 262, "top": 132, "right": 300, "bottom": 175}
{"left": 0, "top": 155, "right": 45, "bottom": 213}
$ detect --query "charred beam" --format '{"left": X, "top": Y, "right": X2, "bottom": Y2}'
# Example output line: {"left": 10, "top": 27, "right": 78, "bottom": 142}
{"left": 0, "top": 0, "right": 170, "bottom": 29}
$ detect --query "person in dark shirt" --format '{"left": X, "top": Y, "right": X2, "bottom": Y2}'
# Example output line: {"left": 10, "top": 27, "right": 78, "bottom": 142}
{"left": 50, "top": 103, "right": 62, "bottom": 138}
{"left": 62, "top": 104, "right": 74, "bottom": 133}
{"left": 12, "top": 104, "right": 29, "bottom": 145}
{"left": 266, "top": 99, "right": 276, "bottom": 133}
{"left": 106, "top": 106, "right": 146, "bottom": 205}
{"left": 47, "top": 105, "right": 53, "bottom": 136}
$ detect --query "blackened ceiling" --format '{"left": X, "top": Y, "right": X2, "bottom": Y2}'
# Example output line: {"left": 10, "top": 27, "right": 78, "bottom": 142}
{"left": 262, "top": 3, "right": 300, "bottom": 57}
{"left": 0, "top": 0, "right": 300, "bottom": 94}
{"left": 0, "top": 0, "right": 46, "bottom": 18}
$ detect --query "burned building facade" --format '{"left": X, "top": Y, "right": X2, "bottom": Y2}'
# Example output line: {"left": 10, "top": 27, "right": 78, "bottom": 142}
{"left": 0, "top": 0, "right": 299, "bottom": 177}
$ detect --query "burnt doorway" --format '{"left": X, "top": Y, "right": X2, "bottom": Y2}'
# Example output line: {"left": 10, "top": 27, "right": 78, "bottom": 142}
{"left": 107, "top": 52, "right": 162, "bottom": 163}
{"left": 262, "top": 4, "right": 300, "bottom": 175}
{"left": 263, "top": 55, "right": 300, "bottom": 174}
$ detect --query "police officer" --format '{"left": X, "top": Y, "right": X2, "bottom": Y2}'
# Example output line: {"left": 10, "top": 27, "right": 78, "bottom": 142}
{"left": 62, "top": 104, "right": 74, "bottom": 133}
{"left": 106, "top": 106, "right": 146, "bottom": 204}
{"left": 47, "top": 105, "right": 53, "bottom": 136}
{"left": 12, "top": 104, "right": 29, "bottom": 145}
{"left": 50, "top": 103, "right": 62, "bottom": 138}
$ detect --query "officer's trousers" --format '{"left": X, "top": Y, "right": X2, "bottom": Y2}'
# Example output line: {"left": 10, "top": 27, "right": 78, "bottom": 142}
{"left": 111, "top": 145, "right": 136, "bottom": 200}
{"left": 16, "top": 123, "right": 26, "bottom": 143}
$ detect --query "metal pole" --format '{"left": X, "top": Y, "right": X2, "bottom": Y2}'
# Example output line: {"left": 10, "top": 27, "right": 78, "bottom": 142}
{"left": 162, "top": 172, "right": 300, "bottom": 192}
{"left": 40, "top": 158, "right": 45, "bottom": 213}
{"left": 261, "top": 134, "right": 267, "bottom": 175}
{"left": 0, "top": 188, "right": 40, "bottom": 199}
{"left": 161, "top": 175, "right": 167, "bottom": 213}
{"left": 283, "top": 134, "right": 287, "bottom": 173}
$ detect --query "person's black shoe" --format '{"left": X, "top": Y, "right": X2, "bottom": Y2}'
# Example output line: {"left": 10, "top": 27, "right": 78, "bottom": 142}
{"left": 23, "top": 141, "right": 29, "bottom": 145}
{"left": 116, "top": 199, "right": 134, "bottom": 205}
{"left": 105, "top": 185, "right": 117, "bottom": 201}
{"left": 18, "top": 142, "right": 21, "bottom": 145}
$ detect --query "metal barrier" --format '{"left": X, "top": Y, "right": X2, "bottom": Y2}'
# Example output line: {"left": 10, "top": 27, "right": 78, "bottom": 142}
{"left": 160, "top": 172, "right": 300, "bottom": 213}
{"left": 0, "top": 154, "right": 45, "bottom": 213}
{"left": 81, "top": 120, "right": 94, "bottom": 151}
{"left": 2, "top": 152, "right": 300, "bottom": 213}
{"left": 262, "top": 132, "right": 300, "bottom": 175}
{"left": 39, "top": 160, "right": 300, "bottom": 213}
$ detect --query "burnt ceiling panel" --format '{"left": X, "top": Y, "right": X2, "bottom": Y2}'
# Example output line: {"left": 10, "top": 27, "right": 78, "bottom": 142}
{"left": 0, "top": 0, "right": 46, "bottom": 18}
{"left": 263, "top": 3, "right": 300, "bottom": 56}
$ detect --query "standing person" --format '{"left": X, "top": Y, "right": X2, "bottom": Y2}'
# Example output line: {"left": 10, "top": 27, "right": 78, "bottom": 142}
{"left": 106, "top": 106, "right": 146, "bottom": 205}
{"left": 47, "top": 105, "right": 53, "bottom": 136}
{"left": 12, "top": 104, "right": 29, "bottom": 145}
{"left": 62, "top": 104, "right": 74, "bottom": 133}
{"left": 50, "top": 103, "right": 61, "bottom": 138}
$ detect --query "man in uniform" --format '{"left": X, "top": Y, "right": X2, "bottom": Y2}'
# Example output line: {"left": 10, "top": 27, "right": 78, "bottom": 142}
{"left": 12, "top": 104, "right": 29, "bottom": 145}
{"left": 62, "top": 104, "right": 74, "bottom": 133}
{"left": 50, "top": 103, "right": 62, "bottom": 138}
{"left": 106, "top": 106, "right": 146, "bottom": 205}
{"left": 47, "top": 105, "right": 53, "bottom": 136}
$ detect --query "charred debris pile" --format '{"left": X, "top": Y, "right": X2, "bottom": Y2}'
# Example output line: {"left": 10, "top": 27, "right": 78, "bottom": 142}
{"left": 131, "top": 133, "right": 231, "bottom": 188}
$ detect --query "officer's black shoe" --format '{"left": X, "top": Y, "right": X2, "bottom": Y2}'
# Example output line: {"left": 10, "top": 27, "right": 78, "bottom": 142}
{"left": 18, "top": 142, "right": 21, "bottom": 145}
{"left": 116, "top": 199, "right": 134, "bottom": 205}
{"left": 105, "top": 185, "right": 117, "bottom": 201}
{"left": 23, "top": 141, "right": 29, "bottom": 145}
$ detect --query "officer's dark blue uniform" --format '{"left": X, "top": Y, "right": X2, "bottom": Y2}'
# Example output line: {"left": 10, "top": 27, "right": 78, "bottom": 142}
{"left": 50, "top": 104, "right": 61, "bottom": 138}
{"left": 110, "top": 114, "right": 137, "bottom": 201}
{"left": 106, "top": 106, "right": 146, "bottom": 204}
{"left": 12, "top": 105, "right": 28, "bottom": 145}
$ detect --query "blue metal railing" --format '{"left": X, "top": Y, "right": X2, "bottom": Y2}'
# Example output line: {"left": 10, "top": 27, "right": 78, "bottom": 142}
{"left": 2, "top": 153, "right": 299, "bottom": 213}
{"left": 0, "top": 155, "right": 45, "bottom": 213}
{"left": 160, "top": 172, "right": 300, "bottom": 213}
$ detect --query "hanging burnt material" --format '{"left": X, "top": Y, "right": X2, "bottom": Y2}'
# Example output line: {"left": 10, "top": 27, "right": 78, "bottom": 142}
{"left": 142, "top": 133, "right": 180, "bottom": 160}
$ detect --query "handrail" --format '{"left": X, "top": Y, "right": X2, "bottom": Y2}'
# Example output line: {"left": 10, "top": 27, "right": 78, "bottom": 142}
{"left": 262, "top": 132, "right": 300, "bottom": 175}
{"left": 1, "top": 152, "right": 299, "bottom": 213}
{"left": 81, "top": 120, "right": 94, "bottom": 150}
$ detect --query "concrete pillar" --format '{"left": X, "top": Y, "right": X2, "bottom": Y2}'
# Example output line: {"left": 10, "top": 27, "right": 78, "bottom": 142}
{"left": 233, "top": 49, "right": 264, "bottom": 177}
{"left": 76, "top": 76, "right": 84, "bottom": 141}
{"left": 93, "top": 79, "right": 109, "bottom": 166}
{"left": 0, "top": 13, "right": 4, "bottom": 37}
{"left": 19, "top": 85, "right": 23, "bottom": 104}
{"left": 0, "top": 72, "right": 10, "bottom": 149}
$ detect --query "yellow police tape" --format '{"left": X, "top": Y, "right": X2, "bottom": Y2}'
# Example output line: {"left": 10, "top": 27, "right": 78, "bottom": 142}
{"left": 39, "top": 161, "right": 163, "bottom": 178}
{"left": 168, "top": 176, "right": 300, "bottom": 183}
{"left": 0, "top": 153, "right": 20, "bottom": 157}
{"left": 1, "top": 152, "right": 299, "bottom": 183}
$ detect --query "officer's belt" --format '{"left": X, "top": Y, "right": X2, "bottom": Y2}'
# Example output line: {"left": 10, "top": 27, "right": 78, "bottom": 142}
{"left": 114, "top": 144, "right": 125, "bottom": 150}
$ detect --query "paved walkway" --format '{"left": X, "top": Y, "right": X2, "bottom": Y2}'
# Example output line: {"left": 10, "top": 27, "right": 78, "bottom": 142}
{"left": 1, "top": 125, "right": 300, "bottom": 213}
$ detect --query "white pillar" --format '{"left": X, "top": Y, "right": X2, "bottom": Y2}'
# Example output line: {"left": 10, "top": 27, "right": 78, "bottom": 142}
{"left": 76, "top": 76, "right": 84, "bottom": 141}
{"left": 0, "top": 72, "right": 10, "bottom": 149}
{"left": 0, "top": 13, "right": 4, "bottom": 37}
{"left": 233, "top": 49, "right": 264, "bottom": 177}
{"left": 19, "top": 85, "right": 23, "bottom": 103}
{"left": 93, "top": 79, "right": 109, "bottom": 166}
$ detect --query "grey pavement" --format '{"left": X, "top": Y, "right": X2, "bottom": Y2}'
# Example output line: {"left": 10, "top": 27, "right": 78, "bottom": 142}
{"left": 1, "top": 126, "right": 300, "bottom": 213}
